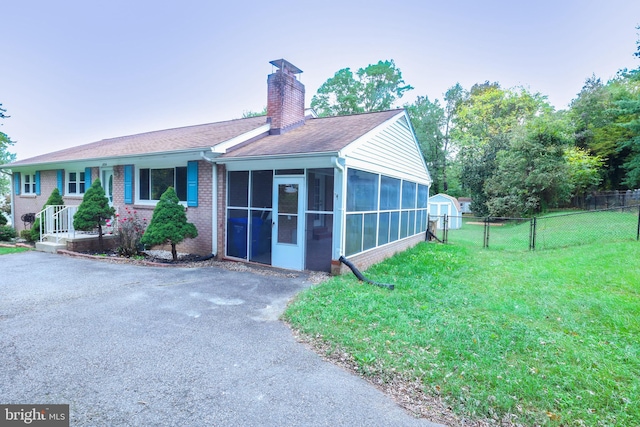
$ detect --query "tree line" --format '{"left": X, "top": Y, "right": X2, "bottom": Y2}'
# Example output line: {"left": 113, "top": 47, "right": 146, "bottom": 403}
{"left": 311, "top": 32, "right": 640, "bottom": 217}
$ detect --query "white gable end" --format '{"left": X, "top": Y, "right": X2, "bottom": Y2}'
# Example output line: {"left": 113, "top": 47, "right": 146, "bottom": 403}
{"left": 340, "top": 111, "right": 431, "bottom": 185}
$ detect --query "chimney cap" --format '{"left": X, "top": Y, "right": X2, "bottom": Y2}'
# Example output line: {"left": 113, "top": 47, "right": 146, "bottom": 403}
{"left": 269, "top": 59, "right": 303, "bottom": 75}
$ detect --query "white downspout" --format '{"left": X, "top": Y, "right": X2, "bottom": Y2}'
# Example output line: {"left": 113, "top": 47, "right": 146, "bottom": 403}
{"left": 331, "top": 157, "right": 346, "bottom": 262}
{"left": 200, "top": 152, "right": 217, "bottom": 256}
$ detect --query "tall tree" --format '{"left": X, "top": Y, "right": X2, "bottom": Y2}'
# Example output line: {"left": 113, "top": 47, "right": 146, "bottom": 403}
{"left": 485, "top": 113, "right": 574, "bottom": 216}
{"left": 0, "top": 103, "right": 17, "bottom": 195}
{"left": 452, "top": 83, "right": 550, "bottom": 215}
{"left": 615, "top": 69, "right": 640, "bottom": 187}
{"left": 311, "top": 60, "right": 413, "bottom": 117}
{"left": 406, "top": 96, "right": 445, "bottom": 193}
{"left": 569, "top": 75, "right": 630, "bottom": 189}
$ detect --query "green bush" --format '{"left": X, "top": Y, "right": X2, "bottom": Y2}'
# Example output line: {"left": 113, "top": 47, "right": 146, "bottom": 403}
{"left": 0, "top": 214, "right": 7, "bottom": 226}
{"left": 0, "top": 225, "right": 16, "bottom": 241}
{"left": 20, "top": 229, "right": 35, "bottom": 242}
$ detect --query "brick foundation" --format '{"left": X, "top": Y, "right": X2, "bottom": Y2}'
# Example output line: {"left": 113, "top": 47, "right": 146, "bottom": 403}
{"left": 330, "top": 234, "right": 426, "bottom": 275}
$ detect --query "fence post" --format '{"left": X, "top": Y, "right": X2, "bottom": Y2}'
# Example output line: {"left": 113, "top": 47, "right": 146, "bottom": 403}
{"left": 637, "top": 205, "right": 640, "bottom": 241}
{"left": 483, "top": 217, "right": 490, "bottom": 248}
{"left": 443, "top": 214, "right": 448, "bottom": 244}
{"left": 529, "top": 217, "right": 537, "bottom": 250}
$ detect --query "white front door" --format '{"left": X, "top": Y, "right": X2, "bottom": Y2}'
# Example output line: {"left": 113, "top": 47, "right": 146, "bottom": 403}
{"left": 101, "top": 168, "right": 114, "bottom": 205}
{"left": 272, "top": 177, "right": 305, "bottom": 270}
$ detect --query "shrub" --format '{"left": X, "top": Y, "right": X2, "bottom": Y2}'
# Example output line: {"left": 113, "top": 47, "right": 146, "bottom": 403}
{"left": 20, "top": 229, "right": 35, "bottom": 242}
{"left": 0, "top": 225, "right": 16, "bottom": 241}
{"left": 73, "top": 179, "right": 115, "bottom": 251}
{"left": 116, "top": 207, "right": 147, "bottom": 257}
{"left": 0, "top": 213, "right": 7, "bottom": 226}
{"left": 140, "top": 187, "right": 197, "bottom": 261}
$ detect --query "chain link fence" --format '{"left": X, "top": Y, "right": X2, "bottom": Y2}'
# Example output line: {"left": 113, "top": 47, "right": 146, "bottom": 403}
{"left": 428, "top": 205, "right": 640, "bottom": 251}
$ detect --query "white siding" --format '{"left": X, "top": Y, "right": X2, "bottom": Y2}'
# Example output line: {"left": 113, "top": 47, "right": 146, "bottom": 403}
{"left": 342, "top": 114, "right": 431, "bottom": 185}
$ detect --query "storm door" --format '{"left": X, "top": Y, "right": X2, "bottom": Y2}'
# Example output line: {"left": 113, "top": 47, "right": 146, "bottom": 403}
{"left": 271, "top": 176, "right": 305, "bottom": 270}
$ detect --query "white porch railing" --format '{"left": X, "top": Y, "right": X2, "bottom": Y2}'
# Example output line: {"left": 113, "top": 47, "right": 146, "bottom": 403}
{"left": 37, "top": 205, "right": 79, "bottom": 243}
{"left": 36, "top": 205, "right": 119, "bottom": 244}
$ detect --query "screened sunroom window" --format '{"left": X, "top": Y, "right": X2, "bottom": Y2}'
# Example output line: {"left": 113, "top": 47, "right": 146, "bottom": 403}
{"left": 345, "top": 167, "right": 428, "bottom": 257}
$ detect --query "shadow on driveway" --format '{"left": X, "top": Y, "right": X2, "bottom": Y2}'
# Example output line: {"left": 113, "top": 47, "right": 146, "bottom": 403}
{"left": 0, "top": 251, "right": 442, "bottom": 426}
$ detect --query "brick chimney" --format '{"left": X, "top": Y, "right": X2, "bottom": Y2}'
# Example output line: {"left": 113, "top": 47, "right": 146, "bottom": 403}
{"left": 267, "top": 59, "right": 305, "bottom": 135}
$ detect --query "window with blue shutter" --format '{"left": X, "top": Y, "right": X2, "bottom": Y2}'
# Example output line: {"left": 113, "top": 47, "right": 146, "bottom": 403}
{"left": 124, "top": 165, "right": 133, "bottom": 204}
{"left": 187, "top": 161, "right": 198, "bottom": 207}
{"left": 35, "top": 171, "right": 41, "bottom": 195}
{"left": 14, "top": 172, "right": 21, "bottom": 195}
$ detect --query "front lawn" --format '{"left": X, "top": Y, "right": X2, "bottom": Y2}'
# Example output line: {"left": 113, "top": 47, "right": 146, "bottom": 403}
{"left": 284, "top": 241, "right": 640, "bottom": 426}
{"left": 0, "top": 246, "right": 30, "bottom": 255}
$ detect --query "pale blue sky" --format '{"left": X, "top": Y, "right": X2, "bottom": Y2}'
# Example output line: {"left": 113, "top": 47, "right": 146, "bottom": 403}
{"left": 2, "top": 0, "right": 639, "bottom": 161}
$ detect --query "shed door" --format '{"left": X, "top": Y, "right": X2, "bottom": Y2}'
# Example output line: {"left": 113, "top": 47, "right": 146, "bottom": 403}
{"left": 272, "top": 177, "right": 305, "bottom": 270}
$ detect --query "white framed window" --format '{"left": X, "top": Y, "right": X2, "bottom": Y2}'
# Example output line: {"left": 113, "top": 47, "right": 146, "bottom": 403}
{"left": 139, "top": 167, "right": 187, "bottom": 202}
{"left": 23, "top": 174, "right": 36, "bottom": 194}
{"left": 67, "top": 171, "right": 86, "bottom": 195}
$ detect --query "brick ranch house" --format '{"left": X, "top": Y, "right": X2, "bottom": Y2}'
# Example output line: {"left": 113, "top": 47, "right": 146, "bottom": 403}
{"left": 1, "top": 59, "right": 432, "bottom": 274}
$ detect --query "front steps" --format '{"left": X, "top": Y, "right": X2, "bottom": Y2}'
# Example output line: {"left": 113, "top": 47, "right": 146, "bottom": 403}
{"left": 35, "top": 240, "right": 67, "bottom": 253}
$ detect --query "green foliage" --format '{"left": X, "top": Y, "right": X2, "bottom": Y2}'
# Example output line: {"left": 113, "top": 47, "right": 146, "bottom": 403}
{"left": 452, "top": 83, "right": 558, "bottom": 216}
{"left": 485, "top": 113, "right": 574, "bottom": 216}
{"left": 31, "top": 188, "right": 65, "bottom": 241}
{"left": 569, "top": 74, "right": 634, "bottom": 189}
{"left": 73, "top": 179, "right": 115, "bottom": 251}
{"left": 0, "top": 225, "right": 16, "bottom": 241}
{"left": 0, "top": 213, "right": 6, "bottom": 226}
{"left": 311, "top": 60, "right": 413, "bottom": 117}
{"left": 564, "top": 146, "right": 604, "bottom": 196}
{"left": 20, "top": 229, "right": 34, "bottom": 242}
{"left": 140, "top": 186, "right": 197, "bottom": 261}
{"left": 614, "top": 70, "right": 640, "bottom": 187}
{"left": 405, "top": 96, "right": 445, "bottom": 192}
{"left": 0, "top": 103, "right": 17, "bottom": 195}
{"left": 241, "top": 106, "right": 267, "bottom": 118}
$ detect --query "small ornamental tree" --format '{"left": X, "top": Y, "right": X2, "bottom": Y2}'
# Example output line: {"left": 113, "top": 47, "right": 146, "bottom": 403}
{"left": 140, "top": 187, "right": 198, "bottom": 261}
{"left": 73, "top": 178, "right": 115, "bottom": 251}
{"left": 31, "top": 188, "right": 65, "bottom": 241}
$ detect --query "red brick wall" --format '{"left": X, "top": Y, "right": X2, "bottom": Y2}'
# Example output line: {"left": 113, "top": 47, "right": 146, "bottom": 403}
{"left": 267, "top": 69, "right": 305, "bottom": 133}
{"left": 12, "top": 169, "right": 85, "bottom": 233}
{"left": 216, "top": 164, "right": 227, "bottom": 259}
{"left": 120, "top": 161, "right": 214, "bottom": 256}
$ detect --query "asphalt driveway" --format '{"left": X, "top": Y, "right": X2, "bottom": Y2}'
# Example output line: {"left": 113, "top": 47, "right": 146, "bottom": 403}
{"left": 0, "top": 251, "right": 442, "bottom": 426}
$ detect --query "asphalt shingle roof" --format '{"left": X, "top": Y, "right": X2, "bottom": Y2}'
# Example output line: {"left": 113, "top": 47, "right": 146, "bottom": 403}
{"left": 223, "top": 109, "right": 402, "bottom": 158}
{"left": 4, "top": 116, "right": 268, "bottom": 167}
{"left": 3, "top": 109, "right": 404, "bottom": 167}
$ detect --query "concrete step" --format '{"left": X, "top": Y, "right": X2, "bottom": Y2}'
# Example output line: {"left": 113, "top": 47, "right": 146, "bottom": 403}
{"left": 35, "top": 241, "right": 67, "bottom": 253}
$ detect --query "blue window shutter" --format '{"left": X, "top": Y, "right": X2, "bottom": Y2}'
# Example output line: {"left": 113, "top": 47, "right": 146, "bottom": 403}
{"left": 85, "top": 167, "right": 92, "bottom": 188}
{"left": 14, "top": 172, "right": 21, "bottom": 195}
{"left": 57, "top": 169, "right": 64, "bottom": 195}
{"left": 187, "top": 161, "right": 198, "bottom": 207}
{"left": 35, "top": 171, "right": 41, "bottom": 195}
{"left": 124, "top": 165, "right": 133, "bottom": 204}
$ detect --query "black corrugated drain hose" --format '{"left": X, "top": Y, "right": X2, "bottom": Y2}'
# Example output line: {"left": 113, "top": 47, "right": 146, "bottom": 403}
{"left": 338, "top": 256, "right": 394, "bottom": 290}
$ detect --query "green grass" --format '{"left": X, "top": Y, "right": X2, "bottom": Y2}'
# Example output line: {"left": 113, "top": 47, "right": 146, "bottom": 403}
{"left": 0, "top": 246, "right": 30, "bottom": 255}
{"left": 284, "top": 240, "right": 640, "bottom": 426}
{"left": 445, "top": 209, "right": 640, "bottom": 251}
